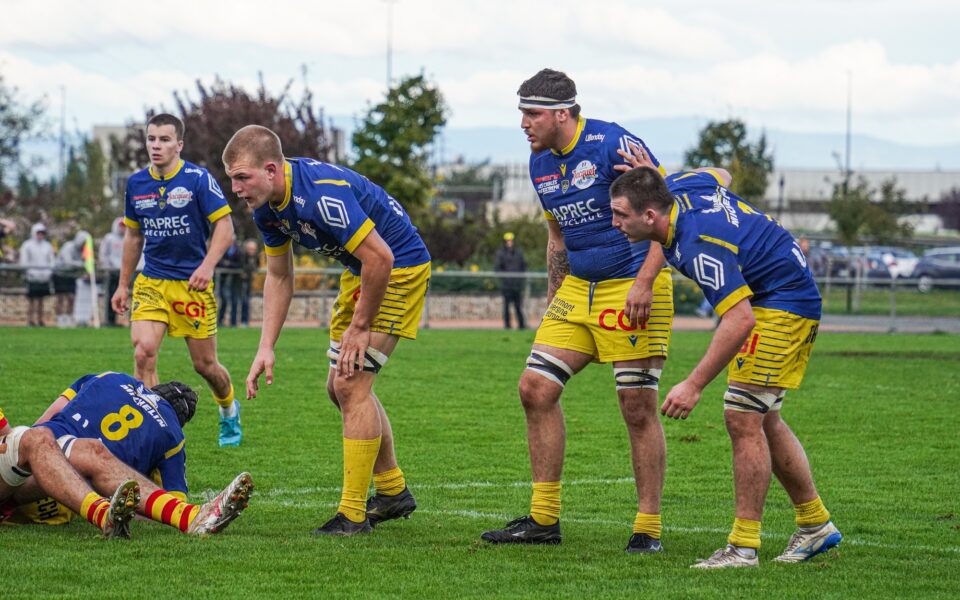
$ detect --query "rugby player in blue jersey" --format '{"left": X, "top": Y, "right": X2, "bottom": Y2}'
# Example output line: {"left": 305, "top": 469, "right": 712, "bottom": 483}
{"left": 481, "top": 69, "right": 673, "bottom": 553}
{"left": 609, "top": 147, "right": 842, "bottom": 568}
{"left": 112, "top": 114, "right": 242, "bottom": 447}
{"left": 2, "top": 375, "right": 253, "bottom": 536}
{"left": 223, "top": 125, "right": 430, "bottom": 536}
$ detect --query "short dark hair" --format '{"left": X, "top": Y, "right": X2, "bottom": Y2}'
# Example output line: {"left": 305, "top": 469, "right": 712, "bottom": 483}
{"left": 517, "top": 68, "right": 581, "bottom": 118}
{"left": 148, "top": 113, "right": 185, "bottom": 140}
{"left": 610, "top": 167, "right": 674, "bottom": 214}
{"left": 152, "top": 381, "right": 198, "bottom": 427}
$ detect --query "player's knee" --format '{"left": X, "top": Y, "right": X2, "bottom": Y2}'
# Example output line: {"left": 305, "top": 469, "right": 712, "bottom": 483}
{"left": 523, "top": 351, "right": 573, "bottom": 392}
{"left": 20, "top": 427, "right": 55, "bottom": 461}
{"left": 614, "top": 367, "right": 661, "bottom": 393}
{"left": 133, "top": 342, "right": 158, "bottom": 365}
{"left": 325, "top": 377, "right": 341, "bottom": 409}
{"left": 191, "top": 356, "right": 219, "bottom": 378}
{"left": 518, "top": 371, "right": 560, "bottom": 413}
{"left": 617, "top": 391, "right": 658, "bottom": 426}
{"left": 723, "top": 407, "right": 765, "bottom": 439}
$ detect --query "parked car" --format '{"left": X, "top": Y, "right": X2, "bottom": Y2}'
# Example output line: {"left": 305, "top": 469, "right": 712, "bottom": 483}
{"left": 910, "top": 246, "right": 960, "bottom": 292}
{"left": 873, "top": 246, "right": 919, "bottom": 279}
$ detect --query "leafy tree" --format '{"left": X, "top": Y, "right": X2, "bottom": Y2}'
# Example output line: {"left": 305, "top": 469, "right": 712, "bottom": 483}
{"left": 827, "top": 175, "right": 913, "bottom": 245}
{"left": 684, "top": 119, "right": 774, "bottom": 206}
{"left": 0, "top": 74, "right": 45, "bottom": 191}
{"left": 351, "top": 74, "right": 448, "bottom": 213}
{"left": 55, "top": 140, "right": 113, "bottom": 235}
{"left": 112, "top": 75, "right": 338, "bottom": 240}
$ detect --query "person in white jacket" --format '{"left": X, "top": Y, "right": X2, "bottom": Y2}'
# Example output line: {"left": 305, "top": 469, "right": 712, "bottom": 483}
{"left": 19, "top": 223, "right": 55, "bottom": 327}
{"left": 99, "top": 218, "right": 125, "bottom": 326}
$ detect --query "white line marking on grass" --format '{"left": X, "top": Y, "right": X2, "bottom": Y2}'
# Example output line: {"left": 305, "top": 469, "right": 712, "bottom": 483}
{"left": 259, "top": 480, "right": 960, "bottom": 556}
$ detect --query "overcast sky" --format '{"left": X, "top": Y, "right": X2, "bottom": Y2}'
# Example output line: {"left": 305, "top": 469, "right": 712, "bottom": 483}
{"left": 3, "top": 0, "right": 959, "bottom": 148}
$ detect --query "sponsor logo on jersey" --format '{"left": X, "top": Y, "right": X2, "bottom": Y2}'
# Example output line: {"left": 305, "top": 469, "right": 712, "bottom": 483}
{"left": 208, "top": 175, "right": 224, "bottom": 199}
{"left": 585, "top": 133, "right": 605, "bottom": 143}
{"left": 571, "top": 160, "right": 597, "bottom": 190}
{"left": 534, "top": 173, "right": 560, "bottom": 183}
{"left": 134, "top": 195, "right": 159, "bottom": 210}
{"left": 185, "top": 168, "right": 202, "bottom": 175}
{"left": 142, "top": 215, "right": 191, "bottom": 237}
{"left": 318, "top": 196, "right": 350, "bottom": 229}
{"left": 597, "top": 308, "right": 647, "bottom": 331}
{"left": 701, "top": 187, "right": 740, "bottom": 227}
{"left": 166, "top": 186, "right": 193, "bottom": 209}
{"left": 548, "top": 197, "right": 601, "bottom": 226}
{"left": 294, "top": 195, "right": 306, "bottom": 207}
{"left": 693, "top": 253, "right": 725, "bottom": 290}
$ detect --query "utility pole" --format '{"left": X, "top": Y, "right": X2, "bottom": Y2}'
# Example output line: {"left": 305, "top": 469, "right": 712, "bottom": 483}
{"left": 383, "top": 0, "right": 397, "bottom": 88}
{"left": 59, "top": 86, "right": 66, "bottom": 184}
{"left": 844, "top": 70, "right": 852, "bottom": 182}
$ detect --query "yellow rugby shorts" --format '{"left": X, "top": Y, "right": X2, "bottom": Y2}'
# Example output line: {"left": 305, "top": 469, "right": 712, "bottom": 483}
{"left": 534, "top": 268, "right": 674, "bottom": 363}
{"left": 329, "top": 262, "right": 431, "bottom": 341}
{"left": 727, "top": 306, "right": 819, "bottom": 390}
{"left": 131, "top": 274, "right": 218, "bottom": 339}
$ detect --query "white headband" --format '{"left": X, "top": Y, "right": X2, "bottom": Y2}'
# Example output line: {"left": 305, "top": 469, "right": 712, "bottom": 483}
{"left": 518, "top": 95, "right": 577, "bottom": 110}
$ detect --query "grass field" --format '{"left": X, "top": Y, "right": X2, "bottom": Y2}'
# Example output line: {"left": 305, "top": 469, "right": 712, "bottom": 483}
{"left": 1, "top": 326, "right": 959, "bottom": 599}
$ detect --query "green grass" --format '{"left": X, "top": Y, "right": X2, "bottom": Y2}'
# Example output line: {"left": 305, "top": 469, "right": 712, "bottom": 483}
{"left": 1, "top": 327, "right": 959, "bottom": 599}
{"left": 821, "top": 286, "right": 960, "bottom": 317}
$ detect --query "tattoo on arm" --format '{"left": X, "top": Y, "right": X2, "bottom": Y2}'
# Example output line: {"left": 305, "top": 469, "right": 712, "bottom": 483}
{"left": 547, "top": 243, "right": 570, "bottom": 300}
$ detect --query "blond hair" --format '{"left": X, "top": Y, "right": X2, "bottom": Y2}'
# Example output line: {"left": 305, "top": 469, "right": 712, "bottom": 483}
{"left": 222, "top": 125, "right": 284, "bottom": 167}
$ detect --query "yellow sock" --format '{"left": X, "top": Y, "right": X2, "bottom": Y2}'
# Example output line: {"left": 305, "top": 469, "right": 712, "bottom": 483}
{"left": 81, "top": 492, "right": 110, "bottom": 529}
{"left": 728, "top": 517, "right": 762, "bottom": 549}
{"left": 338, "top": 436, "right": 381, "bottom": 523}
{"left": 373, "top": 466, "right": 406, "bottom": 496}
{"left": 530, "top": 481, "right": 561, "bottom": 526}
{"left": 632, "top": 512, "right": 662, "bottom": 539}
{"left": 794, "top": 496, "right": 831, "bottom": 528}
{"left": 213, "top": 383, "right": 235, "bottom": 409}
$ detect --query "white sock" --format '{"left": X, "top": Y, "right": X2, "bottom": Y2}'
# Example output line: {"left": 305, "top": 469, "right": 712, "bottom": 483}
{"left": 219, "top": 401, "right": 237, "bottom": 418}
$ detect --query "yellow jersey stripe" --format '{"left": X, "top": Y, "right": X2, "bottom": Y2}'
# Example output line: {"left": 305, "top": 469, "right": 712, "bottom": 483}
{"left": 543, "top": 209, "right": 556, "bottom": 222}
{"left": 164, "top": 439, "right": 185, "bottom": 460}
{"left": 148, "top": 160, "right": 185, "bottom": 181}
{"left": 674, "top": 172, "right": 698, "bottom": 180}
{"left": 699, "top": 235, "right": 739, "bottom": 254}
{"left": 274, "top": 161, "right": 293, "bottom": 211}
{"left": 344, "top": 219, "right": 375, "bottom": 253}
{"left": 123, "top": 217, "right": 140, "bottom": 230}
{"left": 264, "top": 239, "right": 292, "bottom": 257}
{"left": 665, "top": 202, "right": 679, "bottom": 247}
{"left": 314, "top": 179, "right": 351, "bottom": 187}
{"left": 62, "top": 388, "right": 78, "bottom": 401}
{"left": 207, "top": 205, "right": 232, "bottom": 223}
{"left": 715, "top": 285, "right": 753, "bottom": 317}
{"left": 554, "top": 116, "right": 586, "bottom": 156}
{"left": 703, "top": 169, "right": 725, "bottom": 184}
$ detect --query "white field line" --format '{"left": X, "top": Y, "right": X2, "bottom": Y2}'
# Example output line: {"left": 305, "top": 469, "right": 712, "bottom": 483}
{"left": 257, "top": 477, "right": 960, "bottom": 556}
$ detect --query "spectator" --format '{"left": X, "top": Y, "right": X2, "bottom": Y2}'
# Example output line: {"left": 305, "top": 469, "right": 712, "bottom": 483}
{"left": 217, "top": 241, "right": 242, "bottom": 326}
{"left": 238, "top": 240, "right": 260, "bottom": 327}
{"left": 54, "top": 231, "right": 83, "bottom": 328}
{"left": 19, "top": 223, "right": 55, "bottom": 327}
{"left": 99, "top": 218, "right": 125, "bottom": 326}
{"left": 493, "top": 231, "right": 527, "bottom": 329}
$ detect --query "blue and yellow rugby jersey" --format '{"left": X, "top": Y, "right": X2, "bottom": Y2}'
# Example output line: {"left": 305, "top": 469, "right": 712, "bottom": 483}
{"left": 663, "top": 170, "right": 821, "bottom": 319}
{"left": 530, "top": 117, "right": 664, "bottom": 281}
{"left": 39, "top": 372, "right": 189, "bottom": 495}
{"left": 253, "top": 159, "right": 430, "bottom": 274}
{"left": 124, "top": 160, "right": 232, "bottom": 280}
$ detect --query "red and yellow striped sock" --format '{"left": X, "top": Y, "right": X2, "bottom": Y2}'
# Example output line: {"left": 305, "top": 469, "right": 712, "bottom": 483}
{"left": 144, "top": 490, "right": 200, "bottom": 532}
{"left": 81, "top": 493, "right": 110, "bottom": 529}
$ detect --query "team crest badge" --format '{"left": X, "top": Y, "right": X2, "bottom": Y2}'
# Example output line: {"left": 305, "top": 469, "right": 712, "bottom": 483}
{"left": 561, "top": 180, "right": 569, "bottom": 193}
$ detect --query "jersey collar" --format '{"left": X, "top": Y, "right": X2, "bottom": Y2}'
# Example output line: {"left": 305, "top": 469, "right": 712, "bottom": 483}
{"left": 552, "top": 116, "right": 586, "bottom": 157}
{"left": 665, "top": 200, "right": 679, "bottom": 248}
{"left": 271, "top": 161, "right": 294, "bottom": 212}
{"left": 148, "top": 160, "right": 184, "bottom": 181}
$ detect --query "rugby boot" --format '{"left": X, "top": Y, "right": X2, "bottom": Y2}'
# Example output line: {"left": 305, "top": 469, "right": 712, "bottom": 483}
{"left": 188, "top": 472, "right": 254, "bottom": 535}
{"left": 102, "top": 479, "right": 140, "bottom": 539}
{"left": 774, "top": 521, "right": 842, "bottom": 563}
{"left": 691, "top": 544, "right": 759, "bottom": 569}
{"left": 625, "top": 532, "right": 663, "bottom": 554}
{"left": 366, "top": 486, "right": 417, "bottom": 527}
{"left": 218, "top": 400, "right": 242, "bottom": 447}
{"left": 481, "top": 515, "right": 561, "bottom": 545}
{"left": 312, "top": 512, "right": 373, "bottom": 536}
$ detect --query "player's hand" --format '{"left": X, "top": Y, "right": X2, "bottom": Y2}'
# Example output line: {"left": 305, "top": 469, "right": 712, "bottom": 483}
{"left": 625, "top": 280, "right": 653, "bottom": 328}
{"left": 188, "top": 264, "right": 214, "bottom": 291}
{"left": 661, "top": 379, "right": 702, "bottom": 420}
{"left": 111, "top": 286, "right": 129, "bottom": 314}
{"left": 246, "top": 347, "right": 275, "bottom": 399}
{"left": 614, "top": 143, "right": 657, "bottom": 173}
{"left": 337, "top": 324, "right": 370, "bottom": 379}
